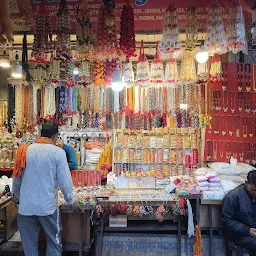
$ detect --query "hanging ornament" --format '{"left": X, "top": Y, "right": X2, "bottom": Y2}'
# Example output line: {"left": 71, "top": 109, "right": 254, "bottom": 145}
{"left": 150, "top": 42, "right": 164, "bottom": 85}
{"left": 193, "top": 225, "right": 203, "bottom": 256}
{"left": 120, "top": 2, "right": 136, "bottom": 58}
{"left": 209, "top": 54, "right": 222, "bottom": 83}
{"left": 80, "top": 61, "right": 92, "bottom": 84}
{"left": 105, "top": 58, "right": 117, "bottom": 84}
{"left": 75, "top": 0, "right": 95, "bottom": 61}
{"left": 136, "top": 40, "right": 150, "bottom": 85}
{"left": 55, "top": 0, "right": 72, "bottom": 61}
{"left": 159, "top": 2, "right": 181, "bottom": 60}
{"left": 30, "top": 4, "right": 53, "bottom": 64}
{"left": 165, "top": 58, "right": 179, "bottom": 86}
{"left": 197, "top": 62, "right": 208, "bottom": 84}
{"left": 49, "top": 60, "right": 61, "bottom": 82}
{"left": 93, "top": 60, "right": 105, "bottom": 86}
{"left": 227, "top": 4, "right": 248, "bottom": 54}
{"left": 205, "top": 6, "right": 227, "bottom": 55}
{"left": 180, "top": 52, "right": 196, "bottom": 82}
{"left": 95, "top": 5, "right": 120, "bottom": 61}
{"left": 123, "top": 58, "right": 134, "bottom": 85}
{"left": 184, "top": 7, "right": 198, "bottom": 52}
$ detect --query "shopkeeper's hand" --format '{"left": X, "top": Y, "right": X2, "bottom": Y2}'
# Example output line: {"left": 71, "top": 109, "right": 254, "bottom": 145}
{"left": 250, "top": 228, "right": 256, "bottom": 238}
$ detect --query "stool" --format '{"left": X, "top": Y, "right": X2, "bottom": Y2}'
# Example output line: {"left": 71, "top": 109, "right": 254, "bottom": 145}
{"left": 227, "top": 241, "right": 251, "bottom": 256}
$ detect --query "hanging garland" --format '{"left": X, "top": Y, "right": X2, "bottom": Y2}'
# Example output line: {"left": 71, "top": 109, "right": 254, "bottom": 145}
{"left": 75, "top": 0, "right": 94, "bottom": 61}
{"left": 120, "top": 1, "right": 136, "bottom": 58}
{"left": 159, "top": 3, "right": 181, "bottom": 60}
{"left": 55, "top": 0, "right": 72, "bottom": 60}
{"left": 31, "top": 2, "right": 53, "bottom": 64}
{"left": 95, "top": 5, "right": 120, "bottom": 61}
{"left": 136, "top": 40, "right": 150, "bottom": 85}
{"left": 197, "top": 62, "right": 208, "bottom": 84}
{"left": 227, "top": 4, "right": 248, "bottom": 54}
{"left": 105, "top": 59, "right": 117, "bottom": 84}
{"left": 93, "top": 60, "right": 105, "bottom": 86}
{"left": 205, "top": 6, "right": 227, "bottom": 55}
{"left": 180, "top": 52, "right": 196, "bottom": 83}
{"left": 209, "top": 54, "right": 222, "bottom": 83}
{"left": 165, "top": 58, "right": 179, "bottom": 86}
{"left": 150, "top": 42, "right": 164, "bottom": 85}
{"left": 123, "top": 58, "right": 134, "bottom": 85}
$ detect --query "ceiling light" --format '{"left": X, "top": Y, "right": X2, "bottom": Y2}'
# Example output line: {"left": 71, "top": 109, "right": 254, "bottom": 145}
{"left": 111, "top": 64, "right": 124, "bottom": 92}
{"left": 196, "top": 40, "right": 209, "bottom": 64}
{"left": 0, "top": 51, "right": 10, "bottom": 68}
{"left": 11, "top": 52, "right": 22, "bottom": 79}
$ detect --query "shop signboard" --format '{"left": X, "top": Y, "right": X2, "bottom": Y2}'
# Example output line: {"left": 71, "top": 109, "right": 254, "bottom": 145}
{"left": 30, "top": 0, "right": 214, "bottom": 31}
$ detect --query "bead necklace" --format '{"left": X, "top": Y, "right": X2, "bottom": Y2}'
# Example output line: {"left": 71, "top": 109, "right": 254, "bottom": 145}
{"left": 205, "top": 6, "right": 227, "bottom": 55}
{"left": 55, "top": 0, "right": 72, "bottom": 60}
{"left": 75, "top": 0, "right": 94, "bottom": 61}
{"left": 227, "top": 4, "right": 248, "bottom": 55}
{"left": 159, "top": 3, "right": 181, "bottom": 60}
{"left": 165, "top": 58, "right": 179, "bottom": 86}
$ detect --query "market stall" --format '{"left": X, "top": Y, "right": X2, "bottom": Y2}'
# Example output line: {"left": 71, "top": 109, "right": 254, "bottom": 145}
{"left": 0, "top": 0, "right": 255, "bottom": 255}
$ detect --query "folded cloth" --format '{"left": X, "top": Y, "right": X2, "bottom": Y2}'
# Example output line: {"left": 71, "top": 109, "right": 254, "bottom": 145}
{"left": 197, "top": 176, "right": 208, "bottom": 182}
{"left": 198, "top": 181, "right": 209, "bottom": 187}
{"left": 209, "top": 183, "right": 221, "bottom": 187}
{"left": 219, "top": 175, "right": 245, "bottom": 184}
{"left": 208, "top": 177, "right": 220, "bottom": 183}
{"left": 208, "top": 162, "right": 232, "bottom": 170}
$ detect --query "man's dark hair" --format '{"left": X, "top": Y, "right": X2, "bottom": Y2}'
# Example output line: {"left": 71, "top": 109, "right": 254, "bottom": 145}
{"left": 247, "top": 170, "right": 256, "bottom": 186}
{"left": 41, "top": 121, "right": 59, "bottom": 138}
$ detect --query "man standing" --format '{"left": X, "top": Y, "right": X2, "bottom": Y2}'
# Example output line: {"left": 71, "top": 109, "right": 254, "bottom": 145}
{"left": 13, "top": 122, "right": 74, "bottom": 256}
{"left": 222, "top": 170, "right": 256, "bottom": 254}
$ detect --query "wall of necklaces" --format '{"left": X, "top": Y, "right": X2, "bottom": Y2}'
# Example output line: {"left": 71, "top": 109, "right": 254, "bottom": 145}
{"left": 205, "top": 62, "right": 256, "bottom": 165}
{"left": 0, "top": 0, "right": 255, "bottom": 170}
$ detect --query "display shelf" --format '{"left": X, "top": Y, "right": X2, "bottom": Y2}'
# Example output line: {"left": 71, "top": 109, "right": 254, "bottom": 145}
{"left": 0, "top": 168, "right": 13, "bottom": 172}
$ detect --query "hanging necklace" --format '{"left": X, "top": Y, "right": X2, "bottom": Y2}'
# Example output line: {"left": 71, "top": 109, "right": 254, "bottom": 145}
{"left": 245, "top": 92, "right": 251, "bottom": 114}
{"left": 238, "top": 92, "right": 243, "bottom": 112}
{"left": 219, "top": 140, "right": 224, "bottom": 159}
{"left": 226, "top": 141, "right": 231, "bottom": 160}
{"left": 253, "top": 93, "right": 256, "bottom": 114}
{"left": 206, "top": 140, "right": 212, "bottom": 160}
{"left": 216, "top": 91, "right": 221, "bottom": 111}
{"left": 252, "top": 143, "right": 256, "bottom": 165}
{"left": 230, "top": 91, "right": 235, "bottom": 113}
{"left": 239, "top": 142, "right": 244, "bottom": 162}
{"left": 213, "top": 140, "right": 217, "bottom": 160}
{"left": 236, "top": 116, "right": 241, "bottom": 138}
{"left": 242, "top": 117, "right": 248, "bottom": 138}
{"left": 249, "top": 117, "right": 253, "bottom": 138}
{"left": 214, "top": 115, "right": 219, "bottom": 134}
{"left": 228, "top": 116, "right": 233, "bottom": 136}
{"left": 245, "top": 143, "right": 251, "bottom": 164}
{"left": 222, "top": 115, "right": 226, "bottom": 136}
{"left": 237, "top": 63, "right": 243, "bottom": 92}
{"left": 222, "top": 62, "right": 228, "bottom": 91}
{"left": 233, "top": 142, "right": 238, "bottom": 159}
{"left": 222, "top": 90, "right": 228, "bottom": 112}
{"left": 245, "top": 64, "right": 251, "bottom": 92}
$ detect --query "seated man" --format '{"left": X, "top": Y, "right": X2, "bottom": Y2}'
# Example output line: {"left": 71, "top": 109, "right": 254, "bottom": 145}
{"left": 222, "top": 170, "right": 256, "bottom": 254}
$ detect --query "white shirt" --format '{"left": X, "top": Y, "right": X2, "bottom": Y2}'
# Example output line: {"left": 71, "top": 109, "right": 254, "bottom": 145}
{"left": 13, "top": 143, "right": 74, "bottom": 216}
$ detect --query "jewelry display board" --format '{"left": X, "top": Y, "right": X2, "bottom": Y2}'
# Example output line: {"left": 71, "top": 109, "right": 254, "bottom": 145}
{"left": 205, "top": 62, "right": 256, "bottom": 164}
{"left": 113, "top": 128, "right": 201, "bottom": 178}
